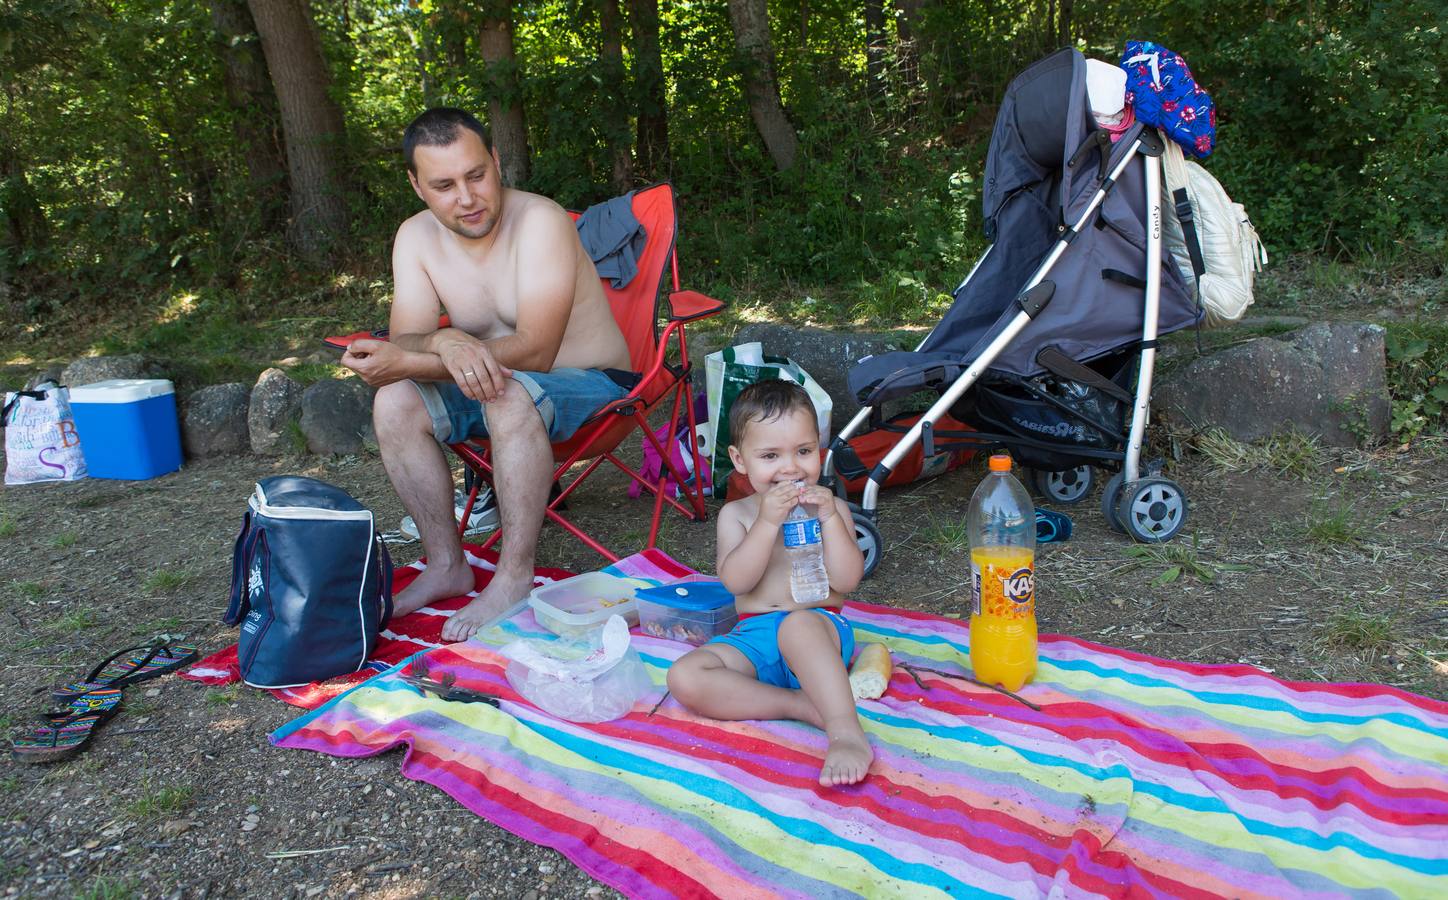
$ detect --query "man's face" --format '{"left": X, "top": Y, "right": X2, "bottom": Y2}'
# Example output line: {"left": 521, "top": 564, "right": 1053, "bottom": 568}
{"left": 408, "top": 129, "right": 504, "bottom": 240}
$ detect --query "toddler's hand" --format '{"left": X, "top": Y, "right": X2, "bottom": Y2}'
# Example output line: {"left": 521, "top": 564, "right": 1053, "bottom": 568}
{"left": 757, "top": 482, "right": 800, "bottom": 525}
{"left": 799, "top": 484, "right": 838, "bottom": 522}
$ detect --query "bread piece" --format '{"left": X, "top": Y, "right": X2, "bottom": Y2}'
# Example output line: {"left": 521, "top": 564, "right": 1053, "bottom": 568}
{"left": 849, "top": 642, "right": 893, "bottom": 700}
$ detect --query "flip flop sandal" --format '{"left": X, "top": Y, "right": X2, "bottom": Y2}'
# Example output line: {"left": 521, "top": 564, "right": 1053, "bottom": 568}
{"left": 11, "top": 688, "right": 122, "bottom": 764}
{"left": 51, "top": 643, "right": 199, "bottom": 704}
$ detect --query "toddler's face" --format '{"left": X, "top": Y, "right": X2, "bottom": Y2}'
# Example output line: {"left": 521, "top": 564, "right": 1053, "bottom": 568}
{"left": 728, "top": 407, "right": 821, "bottom": 495}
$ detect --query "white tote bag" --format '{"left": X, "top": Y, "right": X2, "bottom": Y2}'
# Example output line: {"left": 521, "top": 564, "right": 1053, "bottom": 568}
{"left": 3, "top": 383, "right": 88, "bottom": 484}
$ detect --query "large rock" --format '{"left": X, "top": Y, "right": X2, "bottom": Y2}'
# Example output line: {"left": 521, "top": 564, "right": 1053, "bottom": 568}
{"left": 61, "top": 354, "right": 156, "bottom": 388}
{"left": 248, "top": 368, "right": 304, "bottom": 455}
{"left": 300, "top": 378, "right": 374, "bottom": 455}
{"left": 182, "top": 383, "right": 250, "bottom": 458}
{"left": 1156, "top": 322, "right": 1390, "bottom": 447}
{"left": 731, "top": 323, "right": 903, "bottom": 410}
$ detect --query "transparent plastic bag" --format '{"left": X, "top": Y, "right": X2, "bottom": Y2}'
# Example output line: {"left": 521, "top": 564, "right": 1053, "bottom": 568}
{"left": 500, "top": 615, "right": 651, "bottom": 723}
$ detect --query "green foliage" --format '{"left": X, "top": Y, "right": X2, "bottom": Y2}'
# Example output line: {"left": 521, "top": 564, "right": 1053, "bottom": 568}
{"left": 1, "top": 0, "right": 1442, "bottom": 336}
{"left": 142, "top": 568, "right": 195, "bottom": 594}
{"left": 1120, "top": 538, "right": 1251, "bottom": 585}
{"left": 1319, "top": 606, "right": 1395, "bottom": 652}
{"left": 1304, "top": 499, "right": 1365, "bottom": 546}
{"left": 1384, "top": 320, "right": 1448, "bottom": 442}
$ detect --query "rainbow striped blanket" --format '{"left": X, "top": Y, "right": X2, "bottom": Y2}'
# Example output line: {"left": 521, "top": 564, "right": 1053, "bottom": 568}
{"left": 272, "top": 551, "right": 1448, "bottom": 898}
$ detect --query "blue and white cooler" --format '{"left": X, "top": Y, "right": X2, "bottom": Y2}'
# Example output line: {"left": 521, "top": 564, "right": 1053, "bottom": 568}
{"left": 68, "top": 379, "right": 183, "bottom": 480}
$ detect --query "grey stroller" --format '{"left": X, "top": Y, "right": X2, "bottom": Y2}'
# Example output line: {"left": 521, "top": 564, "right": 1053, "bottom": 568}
{"left": 829, "top": 48, "right": 1201, "bottom": 575}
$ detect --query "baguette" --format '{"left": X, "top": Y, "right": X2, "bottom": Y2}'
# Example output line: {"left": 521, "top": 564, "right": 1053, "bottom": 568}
{"left": 849, "top": 642, "right": 893, "bottom": 700}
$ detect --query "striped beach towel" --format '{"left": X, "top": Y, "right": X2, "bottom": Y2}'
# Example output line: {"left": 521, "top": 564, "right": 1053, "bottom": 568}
{"left": 273, "top": 551, "right": 1448, "bottom": 898}
{"left": 181, "top": 545, "right": 575, "bottom": 708}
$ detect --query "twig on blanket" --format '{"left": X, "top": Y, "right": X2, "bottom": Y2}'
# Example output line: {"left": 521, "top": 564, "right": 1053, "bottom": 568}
{"left": 265, "top": 845, "right": 352, "bottom": 859}
{"left": 648, "top": 691, "right": 670, "bottom": 717}
{"left": 899, "top": 662, "right": 1042, "bottom": 712}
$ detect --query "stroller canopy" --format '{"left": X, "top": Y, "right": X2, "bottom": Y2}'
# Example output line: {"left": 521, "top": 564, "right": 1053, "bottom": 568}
{"left": 852, "top": 49, "right": 1199, "bottom": 404}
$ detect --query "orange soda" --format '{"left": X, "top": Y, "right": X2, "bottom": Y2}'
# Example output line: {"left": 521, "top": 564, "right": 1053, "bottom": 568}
{"left": 967, "top": 454, "right": 1037, "bottom": 691}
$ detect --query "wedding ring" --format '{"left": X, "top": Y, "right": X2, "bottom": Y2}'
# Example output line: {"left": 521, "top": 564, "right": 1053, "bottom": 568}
{"left": 464, "top": 370, "right": 476, "bottom": 377}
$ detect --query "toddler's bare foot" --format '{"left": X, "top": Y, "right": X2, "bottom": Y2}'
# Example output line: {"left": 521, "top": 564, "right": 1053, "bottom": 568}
{"left": 440, "top": 569, "right": 533, "bottom": 642}
{"left": 392, "top": 560, "right": 476, "bottom": 618}
{"left": 819, "top": 731, "right": 873, "bottom": 786}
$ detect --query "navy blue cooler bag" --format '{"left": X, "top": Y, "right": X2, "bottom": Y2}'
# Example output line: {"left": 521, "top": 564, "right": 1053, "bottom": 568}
{"left": 224, "top": 475, "right": 393, "bottom": 688}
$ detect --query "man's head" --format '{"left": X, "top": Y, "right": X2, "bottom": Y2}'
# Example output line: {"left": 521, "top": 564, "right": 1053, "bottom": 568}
{"left": 403, "top": 108, "right": 503, "bottom": 240}
{"left": 727, "top": 381, "right": 822, "bottom": 492}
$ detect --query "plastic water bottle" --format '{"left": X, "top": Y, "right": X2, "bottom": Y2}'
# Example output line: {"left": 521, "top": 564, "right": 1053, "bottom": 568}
{"left": 967, "top": 454, "right": 1037, "bottom": 691}
{"left": 782, "top": 482, "right": 830, "bottom": 604}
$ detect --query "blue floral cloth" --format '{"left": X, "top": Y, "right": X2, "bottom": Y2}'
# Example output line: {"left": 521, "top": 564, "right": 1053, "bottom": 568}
{"left": 1119, "top": 40, "right": 1217, "bottom": 158}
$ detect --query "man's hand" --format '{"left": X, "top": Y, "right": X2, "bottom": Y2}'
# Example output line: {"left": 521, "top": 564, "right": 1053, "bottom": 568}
{"left": 435, "top": 333, "right": 513, "bottom": 403}
{"left": 757, "top": 481, "right": 801, "bottom": 526}
{"left": 799, "top": 484, "right": 838, "bottom": 523}
{"left": 342, "top": 339, "right": 414, "bottom": 387}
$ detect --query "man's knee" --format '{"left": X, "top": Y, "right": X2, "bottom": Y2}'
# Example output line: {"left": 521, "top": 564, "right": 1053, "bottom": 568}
{"left": 373, "top": 382, "right": 429, "bottom": 437}
{"left": 485, "top": 378, "right": 545, "bottom": 434}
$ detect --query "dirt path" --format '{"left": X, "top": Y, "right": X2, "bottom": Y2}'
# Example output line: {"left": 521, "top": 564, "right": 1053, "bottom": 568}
{"left": 1, "top": 440, "right": 1445, "bottom": 898}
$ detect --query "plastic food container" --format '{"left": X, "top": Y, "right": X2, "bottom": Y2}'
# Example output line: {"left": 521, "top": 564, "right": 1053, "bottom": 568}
{"left": 528, "top": 572, "right": 641, "bottom": 641}
{"left": 634, "top": 580, "right": 737, "bottom": 645}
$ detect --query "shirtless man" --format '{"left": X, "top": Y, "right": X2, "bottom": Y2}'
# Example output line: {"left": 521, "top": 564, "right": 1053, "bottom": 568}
{"left": 342, "top": 108, "right": 630, "bottom": 642}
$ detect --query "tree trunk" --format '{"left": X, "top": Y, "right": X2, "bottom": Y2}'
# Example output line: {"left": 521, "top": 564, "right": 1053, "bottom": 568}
{"left": 600, "top": 0, "right": 633, "bottom": 192}
{"left": 246, "top": 0, "right": 349, "bottom": 259}
{"left": 864, "top": 0, "right": 886, "bottom": 96}
{"left": 477, "top": 0, "right": 530, "bottom": 187}
{"left": 1057, "top": 0, "right": 1073, "bottom": 48}
{"left": 207, "top": 0, "right": 288, "bottom": 231}
{"left": 726, "top": 0, "right": 799, "bottom": 172}
{"left": 629, "top": 0, "right": 669, "bottom": 178}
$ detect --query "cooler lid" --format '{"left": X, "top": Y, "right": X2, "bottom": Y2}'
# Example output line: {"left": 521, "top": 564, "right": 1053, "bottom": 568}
{"left": 635, "top": 580, "right": 734, "bottom": 611}
{"left": 68, "top": 379, "right": 175, "bottom": 403}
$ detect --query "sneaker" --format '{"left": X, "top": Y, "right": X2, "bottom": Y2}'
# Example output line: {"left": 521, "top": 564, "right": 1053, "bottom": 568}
{"left": 398, "top": 487, "right": 499, "bottom": 541}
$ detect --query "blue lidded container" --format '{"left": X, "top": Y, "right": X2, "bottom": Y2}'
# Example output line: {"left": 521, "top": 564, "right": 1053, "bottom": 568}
{"left": 68, "top": 379, "right": 183, "bottom": 480}
{"left": 634, "top": 580, "right": 737, "bottom": 645}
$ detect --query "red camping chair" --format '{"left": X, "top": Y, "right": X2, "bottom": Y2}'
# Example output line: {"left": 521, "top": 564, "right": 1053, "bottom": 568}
{"left": 326, "top": 183, "right": 726, "bottom": 562}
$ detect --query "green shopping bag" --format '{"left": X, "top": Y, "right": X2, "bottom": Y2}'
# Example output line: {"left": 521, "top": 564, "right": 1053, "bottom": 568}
{"left": 698, "top": 342, "right": 834, "bottom": 499}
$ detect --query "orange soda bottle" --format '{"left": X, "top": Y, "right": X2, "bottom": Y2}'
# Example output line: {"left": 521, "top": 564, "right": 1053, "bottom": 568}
{"left": 967, "top": 454, "right": 1037, "bottom": 691}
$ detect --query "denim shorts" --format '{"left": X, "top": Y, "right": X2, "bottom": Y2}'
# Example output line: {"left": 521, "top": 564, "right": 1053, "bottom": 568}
{"left": 708, "top": 608, "right": 855, "bottom": 690}
{"left": 410, "top": 368, "right": 633, "bottom": 443}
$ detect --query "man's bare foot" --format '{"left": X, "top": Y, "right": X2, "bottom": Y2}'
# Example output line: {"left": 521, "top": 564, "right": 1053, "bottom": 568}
{"left": 819, "top": 731, "right": 873, "bottom": 786}
{"left": 440, "top": 568, "right": 534, "bottom": 642}
{"left": 392, "top": 559, "right": 476, "bottom": 618}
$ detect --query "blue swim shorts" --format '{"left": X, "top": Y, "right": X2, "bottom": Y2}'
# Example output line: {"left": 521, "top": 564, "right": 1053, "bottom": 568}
{"left": 708, "top": 608, "right": 855, "bottom": 690}
{"left": 411, "top": 368, "right": 636, "bottom": 443}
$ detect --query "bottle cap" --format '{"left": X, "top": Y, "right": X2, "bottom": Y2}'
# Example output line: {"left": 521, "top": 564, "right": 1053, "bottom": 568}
{"left": 988, "top": 453, "right": 1012, "bottom": 472}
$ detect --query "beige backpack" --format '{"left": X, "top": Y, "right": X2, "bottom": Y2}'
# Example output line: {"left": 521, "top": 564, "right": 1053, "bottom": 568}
{"left": 1160, "top": 131, "right": 1268, "bottom": 327}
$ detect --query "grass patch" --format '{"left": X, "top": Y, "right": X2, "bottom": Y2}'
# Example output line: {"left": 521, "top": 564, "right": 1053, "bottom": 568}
{"left": 76, "top": 875, "right": 138, "bottom": 900}
{"left": 1318, "top": 607, "right": 1395, "bottom": 652}
{"left": 1120, "top": 539, "right": 1252, "bottom": 586}
{"left": 286, "top": 420, "right": 309, "bottom": 455}
{"left": 142, "top": 569, "right": 196, "bottom": 593}
{"left": 1193, "top": 428, "right": 1323, "bottom": 479}
{"left": 1305, "top": 499, "right": 1365, "bottom": 546}
{"left": 51, "top": 607, "right": 101, "bottom": 633}
{"left": 205, "top": 686, "right": 241, "bottom": 707}
{"left": 10, "top": 580, "right": 45, "bottom": 601}
{"left": 50, "top": 530, "right": 78, "bottom": 549}
{"left": 283, "top": 360, "right": 347, "bottom": 385}
{"left": 125, "top": 783, "right": 195, "bottom": 819}
{"left": 132, "top": 615, "right": 183, "bottom": 636}
{"left": 0, "top": 516, "right": 18, "bottom": 538}
{"left": 919, "top": 519, "right": 971, "bottom": 555}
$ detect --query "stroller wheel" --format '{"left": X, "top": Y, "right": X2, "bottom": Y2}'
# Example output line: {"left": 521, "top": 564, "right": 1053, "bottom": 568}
{"left": 1029, "top": 465, "right": 1095, "bottom": 505}
{"left": 1101, "top": 473, "right": 1126, "bottom": 533}
{"left": 851, "top": 511, "right": 884, "bottom": 579}
{"left": 1115, "top": 477, "right": 1189, "bottom": 543}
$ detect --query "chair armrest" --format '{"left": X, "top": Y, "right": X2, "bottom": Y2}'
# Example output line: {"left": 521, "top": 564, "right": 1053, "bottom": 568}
{"left": 320, "top": 316, "right": 450, "bottom": 352}
{"left": 668, "top": 290, "right": 728, "bottom": 323}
